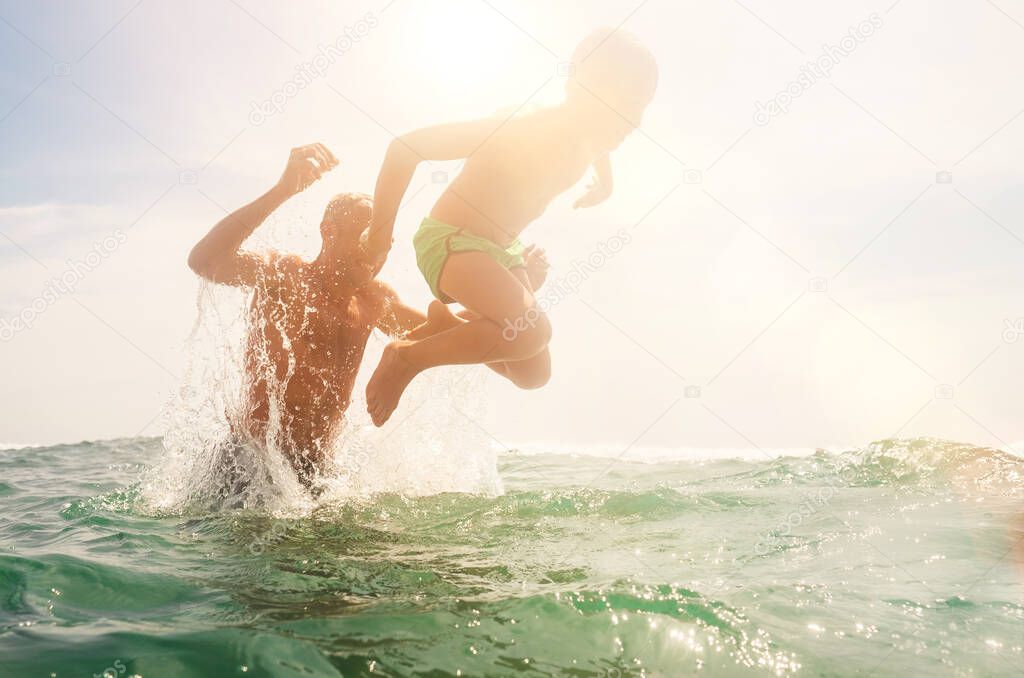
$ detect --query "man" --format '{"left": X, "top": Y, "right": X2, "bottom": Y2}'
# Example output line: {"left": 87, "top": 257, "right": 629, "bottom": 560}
{"left": 187, "top": 143, "right": 434, "bottom": 490}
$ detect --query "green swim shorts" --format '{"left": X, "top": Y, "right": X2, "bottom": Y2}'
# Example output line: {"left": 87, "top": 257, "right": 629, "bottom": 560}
{"left": 413, "top": 217, "right": 526, "bottom": 303}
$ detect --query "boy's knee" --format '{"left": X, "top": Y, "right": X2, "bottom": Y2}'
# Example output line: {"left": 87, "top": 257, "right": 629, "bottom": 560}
{"left": 511, "top": 369, "right": 550, "bottom": 390}
{"left": 529, "top": 312, "right": 553, "bottom": 349}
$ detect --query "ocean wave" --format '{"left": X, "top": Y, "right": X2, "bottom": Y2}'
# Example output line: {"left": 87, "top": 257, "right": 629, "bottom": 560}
{"left": 3, "top": 433, "right": 1022, "bottom": 676}
{"left": 0, "top": 442, "right": 42, "bottom": 451}
{"left": 506, "top": 437, "right": 1024, "bottom": 464}
{"left": 5, "top": 436, "right": 1022, "bottom": 512}
{"left": 505, "top": 440, "right": 821, "bottom": 463}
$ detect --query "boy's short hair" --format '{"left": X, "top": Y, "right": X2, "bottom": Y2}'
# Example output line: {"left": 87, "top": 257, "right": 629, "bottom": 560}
{"left": 568, "top": 28, "right": 658, "bottom": 108}
{"left": 321, "top": 192, "right": 372, "bottom": 240}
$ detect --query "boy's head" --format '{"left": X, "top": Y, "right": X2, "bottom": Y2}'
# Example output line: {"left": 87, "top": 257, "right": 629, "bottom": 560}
{"left": 565, "top": 29, "right": 658, "bottom": 151}
{"left": 319, "top": 192, "right": 380, "bottom": 286}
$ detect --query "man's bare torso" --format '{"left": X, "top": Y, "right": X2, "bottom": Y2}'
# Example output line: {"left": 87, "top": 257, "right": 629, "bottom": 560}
{"left": 237, "top": 256, "right": 385, "bottom": 481}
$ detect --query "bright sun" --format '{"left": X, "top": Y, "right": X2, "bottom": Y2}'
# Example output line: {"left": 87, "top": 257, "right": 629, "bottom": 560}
{"left": 400, "top": 1, "right": 537, "bottom": 101}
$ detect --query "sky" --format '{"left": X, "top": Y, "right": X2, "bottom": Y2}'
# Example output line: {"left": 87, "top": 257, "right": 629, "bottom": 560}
{"left": 0, "top": 0, "right": 1022, "bottom": 453}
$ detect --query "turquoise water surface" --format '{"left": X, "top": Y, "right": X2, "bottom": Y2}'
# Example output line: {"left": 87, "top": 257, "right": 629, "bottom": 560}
{"left": 0, "top": 437, "right": 1021, "bottom": 676}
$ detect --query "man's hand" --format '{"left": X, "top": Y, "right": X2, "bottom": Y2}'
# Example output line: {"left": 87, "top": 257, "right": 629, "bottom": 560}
{"left": 523, "top": 244, "right": 550, "bottom": 290}
{"left": 276, "top": 143, "right": 339, "bottom": 197}
{"left": 573, "top": 175, "right": 612, "bottom": 209}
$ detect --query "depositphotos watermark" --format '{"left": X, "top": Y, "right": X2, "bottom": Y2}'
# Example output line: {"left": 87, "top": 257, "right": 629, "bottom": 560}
{"left": 93, "top": 659, "right": 126, "bottom": 678}
{"left": 0, "top": 230, "right": 127, "bottom": 342}
{"left": 1003, "top": 318, "right": 1024, "bottom": 343}
{"left": 753, "top": 464, "right": 859, "bottom": 555}
{"left": 248, "top": 12, "right": 379, "bottom": 126}
{"left": 249, "top": 518, "right": 288, "bottom": 555}
{"left": 502, "top": 229, "right": 632, "bottom": 341}
{"left": 753, "top": 13, "right": 884, "bottom": 126}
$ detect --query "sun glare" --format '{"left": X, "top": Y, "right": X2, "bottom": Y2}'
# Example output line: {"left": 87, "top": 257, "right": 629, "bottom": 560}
{"left": 401, "top": 2, "right": 531, "bottom": 102}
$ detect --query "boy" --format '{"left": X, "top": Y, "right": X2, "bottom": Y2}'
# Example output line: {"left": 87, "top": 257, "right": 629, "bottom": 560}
{"left": 362, "top": 29, "right": 658, "bottom": 426}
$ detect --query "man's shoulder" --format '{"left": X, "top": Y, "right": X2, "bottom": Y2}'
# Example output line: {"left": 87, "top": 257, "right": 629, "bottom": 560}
{"left": 263, "top": 252, "right": 306, "bottom": 283}
{"left": 250, "top": 252, "right": 305, "bottom": 297}
{"left": 361, "top": 279, "right": 398, "bottom": 304}
{"left": 267, "top": 251, "right": 303, "bottom": 272}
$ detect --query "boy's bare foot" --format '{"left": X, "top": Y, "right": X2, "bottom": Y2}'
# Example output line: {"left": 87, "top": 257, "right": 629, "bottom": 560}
{"left": 366, "top": 341, "right": 420, "bottom": 426}
{"left": 407, "top": 301, "right": 461, "bottom": 340}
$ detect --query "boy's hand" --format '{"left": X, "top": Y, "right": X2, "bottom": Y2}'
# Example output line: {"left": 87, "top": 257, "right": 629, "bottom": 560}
{"left": 276, "top": 143, "right": 339, "bottom": 197}
{"left": 573, "top": 176, "right": 612, "bottom": 209}
{"left": 523, "top": 244, "right": 550, "bottom": 290}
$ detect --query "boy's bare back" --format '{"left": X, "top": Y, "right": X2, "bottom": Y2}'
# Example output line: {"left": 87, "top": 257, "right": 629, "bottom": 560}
{"left": 431, "top": 109, "right": 597, "bottom": 246}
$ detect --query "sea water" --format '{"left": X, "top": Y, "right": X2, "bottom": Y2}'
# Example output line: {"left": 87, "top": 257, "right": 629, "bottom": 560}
{"left": 0, "top": 436, "right": 1021, "bottom": 676}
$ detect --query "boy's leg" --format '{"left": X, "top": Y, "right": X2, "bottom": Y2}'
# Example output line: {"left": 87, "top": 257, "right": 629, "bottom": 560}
{"left": 406, "top": 302, "right": 515, "bottom": 379}
{"left": 407, "top": 269, "right": 550, "bottom": 389}
{"left": 493, "top": 347, "right": 550, "bottom": 389}
{"left": 492, "top": 266, "right": 550, "bottom": 389}
{"left": 406, "top": 301, "right": 460, "bottom": 340}
{"left": 365, "top": 252, "right": 551, "bottom": 425}
{"left": 414, "top": 316, "right": 550, "bottom": 388}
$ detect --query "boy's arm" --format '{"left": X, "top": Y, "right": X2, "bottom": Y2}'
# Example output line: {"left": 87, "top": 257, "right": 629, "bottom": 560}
{"left": 188, "top": 143, "right": 338, "bottom": 286}
{"left": 363, "top": 116, "right": 505, "bottom": 263}
{"left": 573, "top": 152, "right": 613, "bottom": 209}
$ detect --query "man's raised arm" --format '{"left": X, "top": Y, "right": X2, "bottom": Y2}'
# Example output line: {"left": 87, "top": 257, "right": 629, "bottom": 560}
{"left": 187, "top": 143, "right": 338, "bottom": 286}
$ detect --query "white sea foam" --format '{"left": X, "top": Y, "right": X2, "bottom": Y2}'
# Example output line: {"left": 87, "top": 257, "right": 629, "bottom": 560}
{"left": 316, "top": 353, "right": 502, "bottom": 502}
{"left": 0, "top": 441, "right": 52, "bottom": 454}
{"left": 504, "top": 438, "right": 1024, "bottom": 464}
{"left": 504, "top": 441, "right": 826, "bottom": 464}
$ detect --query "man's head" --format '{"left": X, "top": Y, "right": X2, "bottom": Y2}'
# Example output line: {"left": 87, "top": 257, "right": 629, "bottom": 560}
{"left": 319, "top": 192, "right": 379, "bottom": 286}
{"left": 565, "top": 29, "right": 658, "bottom": 152}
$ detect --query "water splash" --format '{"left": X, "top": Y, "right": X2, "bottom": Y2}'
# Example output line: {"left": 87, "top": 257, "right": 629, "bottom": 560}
{"left": 140, "top": 206, "right": 501, "bottom": 515}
